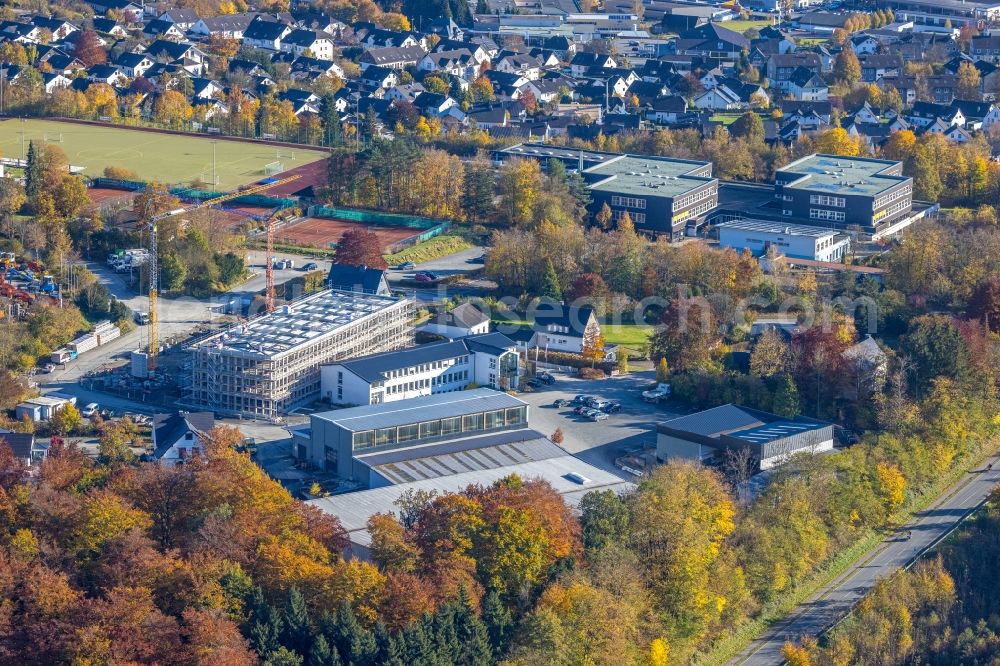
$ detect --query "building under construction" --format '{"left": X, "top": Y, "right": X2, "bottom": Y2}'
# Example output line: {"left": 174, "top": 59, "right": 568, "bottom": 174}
{"left": 187, "top": 289, "right": 414, "bottom": 419}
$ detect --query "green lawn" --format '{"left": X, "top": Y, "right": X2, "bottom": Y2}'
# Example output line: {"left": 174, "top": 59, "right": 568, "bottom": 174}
{"left": 710, "top": 113, "right": 744, "bottom": 125}
{"left": 713, "top": 19, "right": 774, "bottom": 34}
{"left": 602, "top": 323, "right": 652, "bottom": 348}
{"left": 384, "top": 235, "right": 473, "bottom": 265}
{"left": 0, "top": 119, "right": 327, "bottom": 189}
{"left": 488, "top": 318, "right": 651, "bottom": 349}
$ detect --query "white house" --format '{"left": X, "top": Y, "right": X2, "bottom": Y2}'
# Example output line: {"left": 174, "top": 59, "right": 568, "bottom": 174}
{"left": 421, "top": 302, "right": 491, "bottom": 339}
{"left": 15, "top": 394, "right": 76, "bottom": 422}
{"left": 320, "top": 332, "right": 520, "bottom": 406}
{"left": 152, "top": 411, "right": 215, "bottom": 466}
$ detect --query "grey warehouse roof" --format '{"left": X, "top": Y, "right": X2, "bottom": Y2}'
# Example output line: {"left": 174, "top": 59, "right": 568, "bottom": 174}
{"left": 658, "top": 404, "right": 765, "bottom": 438}
{"left": 312, "top": 388, "right": 525, "bottom": 433}
{"left": 190, "top": 289, "right": 406, "bottom": 359}
{"left": 307, "top": 454, "right": 635, "bottom": 547}
{"left": 361, "top": 430, "right": 566, "bottom": 483}
{"left": 729, "top": 420, "right": 827, "bottom": 445}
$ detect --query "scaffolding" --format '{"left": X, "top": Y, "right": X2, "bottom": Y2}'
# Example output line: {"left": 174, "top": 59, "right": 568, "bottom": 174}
{"left": 187, "top": 290, "right": 414, "bottom": 419}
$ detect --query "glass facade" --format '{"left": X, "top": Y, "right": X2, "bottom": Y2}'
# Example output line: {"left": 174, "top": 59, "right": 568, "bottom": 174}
{"left": 350, "top": 405, "right": 528, "bottom": 451}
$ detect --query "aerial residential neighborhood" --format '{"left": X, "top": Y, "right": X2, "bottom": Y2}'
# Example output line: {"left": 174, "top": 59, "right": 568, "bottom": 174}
{"left": 0, "top": 0, "right": 999, "bottom": 663}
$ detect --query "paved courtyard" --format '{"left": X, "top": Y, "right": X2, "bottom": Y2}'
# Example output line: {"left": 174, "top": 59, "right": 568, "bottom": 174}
{"left": 518, "top": 370, "right": 686, "bottom": 476}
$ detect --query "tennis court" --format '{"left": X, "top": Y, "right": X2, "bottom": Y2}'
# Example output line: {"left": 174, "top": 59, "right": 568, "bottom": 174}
{"left": 277, "top": 217, "right": 417, "bottom": 252}
{"left": 0, "top": 119, "right": 327, "bottom": 189}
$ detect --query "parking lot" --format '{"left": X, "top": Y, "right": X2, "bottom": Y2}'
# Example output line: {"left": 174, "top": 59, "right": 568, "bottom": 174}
{"left": 519, "top": 370, "right": 685, "bottom": 476}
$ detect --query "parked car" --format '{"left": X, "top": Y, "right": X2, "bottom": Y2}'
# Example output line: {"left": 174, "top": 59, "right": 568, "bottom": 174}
{"left": 397, "top": 261, "right": 416, "bottom": 270}
{"left": 414, "top": 273, "right": 434, "bottom": 283}
{"left": 572, "top": 394, "right": 591, "bottom": 405}
{"left": 538, "top": 372, "right": 555, "bottom": 384}
{"left": 574, "top": 405, "right": 591, "bottom": 415}
{"left": 525, "top": 378, "right": 541, "bottom": 388}
{"left": 603, "top": 401, "right": 622, "bottom": 413}
{"left": 43, "top": 364, "right": 56, "bottom": 373}
{"left": 81, "top": 402, "right": 99, "bottom": 418}
{"left": 588, "top": 410, "right": 609, "bottom": 421}
{"left": 587, "top": 398, "right": 610, "bottom": 410}
{"left": 422, "top": 271, "right": 439, "bottom": 280}
{"left": 135, "top": 311, "right": 150, "bottom": 325}
{"left": 301, "top": 262, "right": 319, "bottom": 271}
{"left": 642, "top": 383, "right": 671, "bottom": 403}
{"left": 468, "top": 254, "right": 486, "bottom": 264}
{"left": 553, "top": 398, "right": 570, "bottom": 408}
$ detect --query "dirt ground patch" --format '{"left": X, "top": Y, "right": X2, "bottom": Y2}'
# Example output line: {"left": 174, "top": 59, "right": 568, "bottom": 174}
{"left": 276, "top": 217, "right": 416, "bottom": 251}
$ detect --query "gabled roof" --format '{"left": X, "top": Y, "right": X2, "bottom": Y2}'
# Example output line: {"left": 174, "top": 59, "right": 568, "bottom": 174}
{"left": 243, "top": 17, "right": 288, "bottom": 41}
{"left": 530, "top": 298, "right": 595, "bottom": 336}
{"left": 788, "top": 66, "right": 826, "bottom": 88}
{"left": 0, "top": 431, "right": 35, "bottom": 461}
{"left": 152, "top": 411, "right": 214, "bottom": 459}
{"left": 429, "top": 302, "right": 490, "bottom": 330}
{"left": 334, "top": 332, "right": 515, "bottom": 383}
{"left": 679, "top": 22, "right": 750, "bottom": 50}
{"left": 326, "top": 264, "right": 388, "bottom": 293}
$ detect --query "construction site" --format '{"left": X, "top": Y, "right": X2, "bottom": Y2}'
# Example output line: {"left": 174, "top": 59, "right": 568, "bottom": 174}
{"left": 186, "top": 289, "right": 414, "bottom": 419}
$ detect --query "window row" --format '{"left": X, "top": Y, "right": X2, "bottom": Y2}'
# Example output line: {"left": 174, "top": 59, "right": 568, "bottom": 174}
{"left": 613, "top": 209, "right": 645, "bottom": 224}
{"left": 383, "top": 357, "right": 467, "bottom": 379}
{"left": 386, "top": 370, "right": 469, "bottom": 394}
{"left": 673, "top": 186, "right": 716, "bottom": 211}
{"left": 809, "top": 194, "right": 845, "bottom": 208}
{"left": 873, "top": 185, "right": 912, "bottom": 209}
{"left": 611, "top": 195, "right": 646, "bottom": 209}
{"left": 351, "top": 405, "right": 528, "bottom": 450}
{"left": 810, "top": 208, "right": 846, "bottom": 222}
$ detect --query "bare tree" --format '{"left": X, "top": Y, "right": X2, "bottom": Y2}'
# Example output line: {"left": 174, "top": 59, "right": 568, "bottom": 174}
{"left": 723, "top": 446, "right": 757, "bottom": 503}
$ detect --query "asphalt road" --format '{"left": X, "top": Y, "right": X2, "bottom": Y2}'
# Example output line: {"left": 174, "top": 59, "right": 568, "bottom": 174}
{"left": 731, "top": 454, "right": 1000, "bottom": 665}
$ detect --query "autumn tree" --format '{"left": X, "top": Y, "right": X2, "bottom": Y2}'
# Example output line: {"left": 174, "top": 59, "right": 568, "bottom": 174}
{"left": 649, "top": 297, "right": 720, "bottom": 372}
{"left": 967, "top": 277, "right": 1000, "bottom": 332}
{"left": 155, "top": 90, "right": 194, "bottom": 128}
{"left": 750, "top": 328, "right": 789, "bottom": 378}
{"left": 73, "top": 30, "right": 107, "bottom": 67}
{"left": 833, "top": 49, "right": 861, "bottom": 85}
{"left": 332, "top": 228, "right": 387, "bottom": 269}
{"left": 497, "top": 157, "right": 542, "bottom": 227}
{"left": 956, "top": 61, "right": 982, "bottom": 100}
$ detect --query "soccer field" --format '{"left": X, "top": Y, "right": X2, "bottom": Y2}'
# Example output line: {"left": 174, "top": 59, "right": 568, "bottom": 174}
{"left": 0, "top": 119, "right": 327, "bottom": 189}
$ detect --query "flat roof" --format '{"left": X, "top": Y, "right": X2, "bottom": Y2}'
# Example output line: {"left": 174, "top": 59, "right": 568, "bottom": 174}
{"left": 190, "top": 289, "right": 406, "bottom": 359}
{"left": 730, "top": 420, "right": 828, "bottom": 445}
{"left": 363, "top": 430, "right": 566, "bottom": 484}
{"left": 312, "top": 388, "right": 525, "bottom": 433}
{"left": 307, "top": 455, "right": 635, "bottom": 547}
{"left": 584, "top": 154, "right": 715, "bottom": 198}
{"left": 499, "top": 142, "right": 622, "bottom": 165}
{"left": 718, "top": 219, "right": 841, "bottom": 239}
{"left": 778, "top": 154, "right": 909, "bottom": 197}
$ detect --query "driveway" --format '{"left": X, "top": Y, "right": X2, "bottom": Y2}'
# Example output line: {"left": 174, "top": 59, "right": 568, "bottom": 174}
{"left": 518, "top": 370, "right": 682, "bottom": 476}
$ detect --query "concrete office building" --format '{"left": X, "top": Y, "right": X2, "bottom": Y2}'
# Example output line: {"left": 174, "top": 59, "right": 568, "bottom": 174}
{"left": 494, "top": 145, "right": 718, "bottom": 240}
{"left": 657, "top": 404, "right": 834, "bottom": 471}
{"left": 188, "top": 289, "right": 413, "bottom": 419}
{"left": 583, "top": 154, "right": 719, "bottom": 239}
{"left": 320, "top": 332, "right": 520, "bottom": 406}
{"left": 295, "top": 388, "right": 530, "bottom": 481}
{"left": 717, "top": 219, "right": 851, "bottom": 262}
{"left": 775, "top": 154, "right": 913, "bottom": 234}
